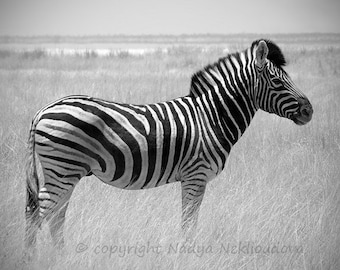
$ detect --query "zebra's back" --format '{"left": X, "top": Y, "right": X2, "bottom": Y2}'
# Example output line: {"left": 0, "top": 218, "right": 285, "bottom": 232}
{"left": 33, "top": 95, "right": 208, "bottom": 190}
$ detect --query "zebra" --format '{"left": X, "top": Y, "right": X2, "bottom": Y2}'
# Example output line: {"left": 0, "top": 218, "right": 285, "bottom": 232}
{"left": 25, "top": 39, "right": 313, "bottom": 249}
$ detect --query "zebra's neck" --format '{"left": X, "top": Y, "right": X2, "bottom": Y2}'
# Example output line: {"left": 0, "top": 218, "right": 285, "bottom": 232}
{"left": 189, "top": 48, "right": 258, "bottom": 154}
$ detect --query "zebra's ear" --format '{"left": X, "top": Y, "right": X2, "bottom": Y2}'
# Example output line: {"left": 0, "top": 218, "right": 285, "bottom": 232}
{"left": 255, "top": 40, "right": 268, "bottom": 69}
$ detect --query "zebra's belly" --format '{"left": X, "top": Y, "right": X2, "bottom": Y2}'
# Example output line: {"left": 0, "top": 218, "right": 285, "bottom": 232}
{"left": 35, "top": 118, "right": 184, "bottom": 190}
{"left": 92, "top": 168, "right": 180, "bottom": 190}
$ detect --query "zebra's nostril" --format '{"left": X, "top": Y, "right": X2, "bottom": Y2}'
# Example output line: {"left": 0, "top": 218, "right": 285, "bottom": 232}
{"left": 297, "top": 98, "right": 313, "bottom": 119}
{"left": 300, "top": 104, "right": 313, "bottom": 119}
{"left": 302, "top": 108, "right": 309, "bottom": 117}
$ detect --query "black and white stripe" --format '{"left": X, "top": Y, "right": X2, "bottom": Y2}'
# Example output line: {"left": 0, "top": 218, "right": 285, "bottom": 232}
{"left": 25, "top": 39, "right": 313, "bottom": 249}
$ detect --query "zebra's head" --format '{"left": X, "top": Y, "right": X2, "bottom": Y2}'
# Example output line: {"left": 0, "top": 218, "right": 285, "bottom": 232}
{"left": 253, "top": 40, "right": 313, "bottom": 125}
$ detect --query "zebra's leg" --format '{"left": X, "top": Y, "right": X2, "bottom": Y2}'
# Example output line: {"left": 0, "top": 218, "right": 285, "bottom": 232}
{"left": 48, "top": 201, "right": 70, "bottom": 249}
{"left": 25, "top": 191, "right": 41, "bottom": 250}
{"left": 39, "top": 176, "right": 79, "bottom": 249}
{"left": 25, "top": 195, "right": 41, "bottom": 261}
{"left": 181, "top": 180, "right": 207, "bottom": 236}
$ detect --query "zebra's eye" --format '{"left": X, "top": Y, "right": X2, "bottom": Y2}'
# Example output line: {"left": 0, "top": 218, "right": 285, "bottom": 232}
{"left": 272, "top": 78, "right": 283, "bottom": 87}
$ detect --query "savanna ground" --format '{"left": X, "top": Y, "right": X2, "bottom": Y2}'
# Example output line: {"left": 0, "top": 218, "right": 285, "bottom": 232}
{"left": 0, "top": 34, "right": 339, "bottom": 270}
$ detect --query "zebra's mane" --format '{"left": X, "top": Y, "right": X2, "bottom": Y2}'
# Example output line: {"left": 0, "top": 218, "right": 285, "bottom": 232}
{"left": 189, "top": 39, "right": 286, "bottom": 97}
{"left": 252, "top": 39, "right": 286, "bottom": 67}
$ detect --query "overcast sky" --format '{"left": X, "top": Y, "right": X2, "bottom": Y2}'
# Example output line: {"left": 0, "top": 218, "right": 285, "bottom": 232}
{"left": 0, "top": 0, "right": 339, "bottom": 35}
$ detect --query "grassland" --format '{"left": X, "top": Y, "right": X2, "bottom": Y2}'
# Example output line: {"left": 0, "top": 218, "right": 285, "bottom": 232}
{"left": 0, "top": 35, "right": 339, "bottom": 270}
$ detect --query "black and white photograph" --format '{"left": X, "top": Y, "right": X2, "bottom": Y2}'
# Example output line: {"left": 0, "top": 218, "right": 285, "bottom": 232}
{"left": 0, "top": 0, "right": 339, "bottom": 269}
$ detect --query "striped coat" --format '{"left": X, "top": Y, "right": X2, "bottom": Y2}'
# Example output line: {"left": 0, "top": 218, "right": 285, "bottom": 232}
{"left": 25, "top": 40, "right": 313, "bottom": 250}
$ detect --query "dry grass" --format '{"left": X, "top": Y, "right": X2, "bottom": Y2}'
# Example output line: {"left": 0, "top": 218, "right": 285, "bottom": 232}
{"left": 0, "top": 35, "right": 339, "bottom": 270}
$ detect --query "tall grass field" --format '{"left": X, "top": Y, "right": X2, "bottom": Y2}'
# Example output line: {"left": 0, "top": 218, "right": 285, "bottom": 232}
{"left": 0, "top": 34, "right": 339, "bottom": 269}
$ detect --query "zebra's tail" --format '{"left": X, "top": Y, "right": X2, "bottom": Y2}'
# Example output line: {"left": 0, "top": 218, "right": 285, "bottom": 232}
{"left": 25, "top": 118, "right": 40, "bottom": 221}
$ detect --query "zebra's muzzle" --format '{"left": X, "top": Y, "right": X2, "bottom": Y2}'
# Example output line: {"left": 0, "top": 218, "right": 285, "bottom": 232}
{"left": 291, "top": 98, "right": 313, "bottom": 125}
